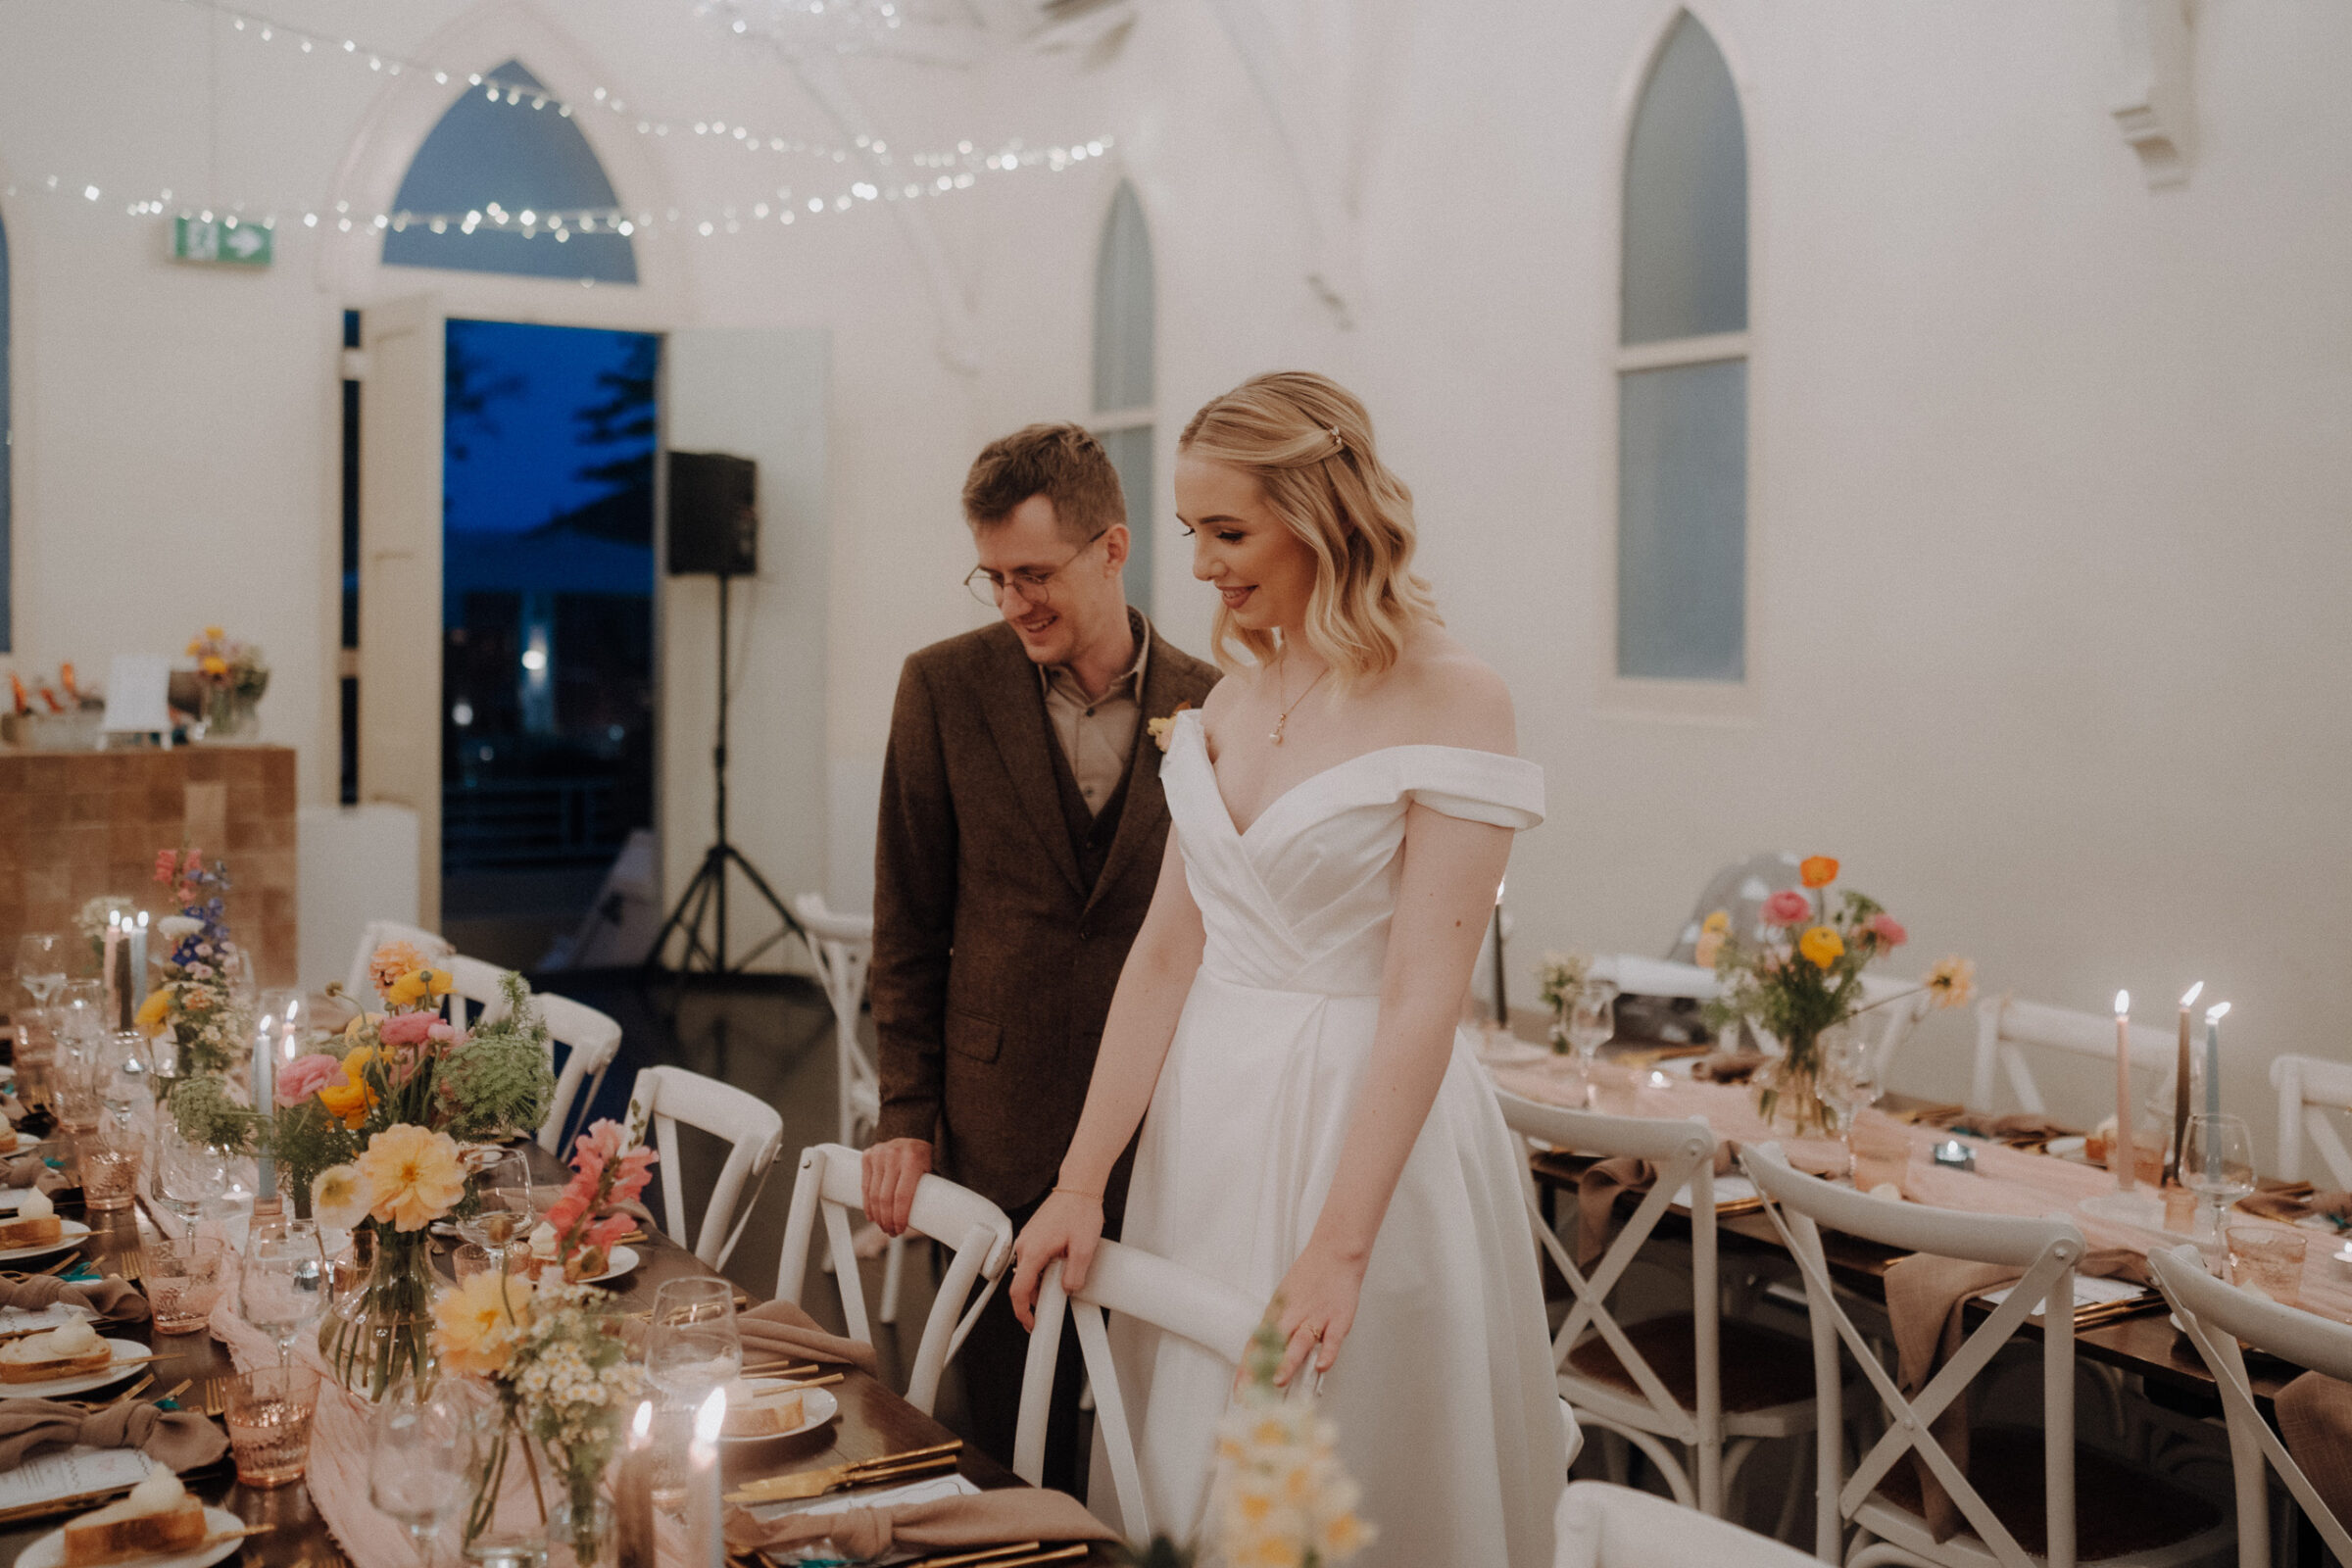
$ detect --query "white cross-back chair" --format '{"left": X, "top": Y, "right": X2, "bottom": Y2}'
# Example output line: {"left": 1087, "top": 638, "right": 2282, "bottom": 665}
{"left": 1496, "top": 1092, "right": 1819, "bottom": 1519}
{"left": 2270, "top": 1054, "right": 2352, "bottom": 1190}
{"left": 1971, "top": 994, "right": 2176, "bottom": 1120}
{"left": 773, "top": 1143, "right": 1012, "bottom": 1415}
{"left": 1740, "top": 1142, "right": 2231, "bottom": 1568}
{"left": 1554, "top": 1480, "right": 1822, "bottom": 1568}
{"left": 343, "top": 919, "right": 454, "bottom": 1003}
{"left": 626, "top": 1065, "right": 784, "bottom": 1270}
{"left": 437, "top": 956, "right": 621, "bottom": 1154}
{"left": 1012, "top": 1241, "right": 1263, "bottom": 1538}
{"left": 2148, "top": 1244, "right": 2352, "bottom": 1568}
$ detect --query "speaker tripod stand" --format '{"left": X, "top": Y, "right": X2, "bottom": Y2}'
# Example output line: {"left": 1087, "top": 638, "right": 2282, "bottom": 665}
{"left": 644, "top": 569, "right": 807, "bottom": 1003}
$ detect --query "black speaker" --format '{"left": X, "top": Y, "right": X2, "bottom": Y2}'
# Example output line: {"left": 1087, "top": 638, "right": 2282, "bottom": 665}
{"left": 666, "top": 451, "right": 759, "bottom": 576}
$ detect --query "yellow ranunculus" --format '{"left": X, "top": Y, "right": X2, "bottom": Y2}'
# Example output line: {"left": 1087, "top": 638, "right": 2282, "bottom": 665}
{"left": 203, "top": 625, "right": 225, "bottom": 641}
{"left": 430, "top": 1268, "right": 533, "bottom": 1377}
{"left": 1701, "top": 909, "right": 1730, "bottom": 935}
{"left": 384, "top": 967, "right": 454, "bottom": 1008}
{"left": 199, "top": 656, "right": 228, "bottom": 677}
{"left": 356, "top": 1123, "right": 466, "bottom": 1232}
{"left": 317, "top": 1048, "right": 378, "bottom": 1129}
{"left": 1798, "top": 925, "right": 1845, "bottom": 969}
{"left": 134, "top": 988, "right": 172, "bottom": 1035}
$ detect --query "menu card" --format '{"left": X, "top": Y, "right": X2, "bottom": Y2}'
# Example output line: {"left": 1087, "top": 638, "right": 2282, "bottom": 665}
{"left": 0, "top": 1446, "right": 156, "bottom": 1514}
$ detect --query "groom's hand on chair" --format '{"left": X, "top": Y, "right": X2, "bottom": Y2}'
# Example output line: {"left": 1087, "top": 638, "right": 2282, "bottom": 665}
{"left": 1009, "top": 1190, "right": 1104, "bottom": 1332}
{"left": 861, "top": 1139, "right": 932, "bottom": 1237}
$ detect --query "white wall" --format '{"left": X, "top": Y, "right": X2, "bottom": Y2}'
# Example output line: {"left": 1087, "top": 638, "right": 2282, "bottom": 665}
{"left": 2, "top": 0, "right": 2347, "bottom": 1157}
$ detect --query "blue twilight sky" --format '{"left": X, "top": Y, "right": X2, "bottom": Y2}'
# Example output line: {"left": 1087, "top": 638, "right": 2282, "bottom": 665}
{"left": 443, "top": 318, "right": 656, "bottom": 536}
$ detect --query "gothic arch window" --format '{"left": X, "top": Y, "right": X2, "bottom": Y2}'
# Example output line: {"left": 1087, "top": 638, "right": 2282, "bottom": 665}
{"left": 383, "top": 60, "right": 636, "bottom": 284}
{"left": 1093, "top": 180, "right": 1155, "bottom": 612}
{"left": 1617, "top": 13, "right": 1747, "bottom": 681}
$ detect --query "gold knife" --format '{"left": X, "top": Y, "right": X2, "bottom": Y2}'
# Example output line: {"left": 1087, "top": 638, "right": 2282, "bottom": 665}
{"left": 726, "top": 1440, "right": 962, "bottom": 1503}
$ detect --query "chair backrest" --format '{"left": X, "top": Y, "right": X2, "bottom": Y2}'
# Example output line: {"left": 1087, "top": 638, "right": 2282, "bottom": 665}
{"left": 790, "top": 895, "right": 877, "bottom": 1148}
{"left": 1591, "top": 955, "right": 1720, "bottom": 1002}
{"left": 440, "top": 954, "right": 512, "bottom": 1028}
{"left": 2271, "top": 1054, "right": 2352, "bottom": 1189}
{"left": 625, "top": 1066, "right": 784, "bottom": 1269}
{"left": 1970, "top": 993, "right": 2174, "bottom": 1117}
{"left": 433, "top": 958, "right": 620, "bottom": 1154}
{"left": 1740, "top": 1142, "right": 2085, "bottom": 1568}
{"left": 1494, "top": 1092, "right": 1725, "bottom": 1505}
{"left": 1013, "top": 1241, "right": 1262, "bottom": 1539}
{"left": 2148, "top": 1244, "right": 2352, "bottom": 1568}
{"left": 773, "top": 1142, "right": 1012, "bottom": 1415}
{"left": 344, "top": 919, "right": 454, "bottom": 1003}
{"left": 1553, "top": 1480, "right": 1820, "bottom": 1568}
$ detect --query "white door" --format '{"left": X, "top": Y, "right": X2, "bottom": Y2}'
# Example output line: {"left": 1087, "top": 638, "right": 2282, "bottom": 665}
{"left": 357, "top": 295, "right": 446, "bottom": 928}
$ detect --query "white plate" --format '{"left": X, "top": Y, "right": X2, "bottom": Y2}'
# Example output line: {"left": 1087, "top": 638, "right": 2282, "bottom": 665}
{"left": 2044, "top": 1135, "right": 2088, "bottom": 1161}
{"left": 0, "top": 1221, "right": 91, "bottom": 1264}
{"left": 19, "top": 1504, "right": 244, "bottom": 1568}
{"left": 0, "top": 1340, "right": 151, "bottom": 1397}
{"left": 582, "top": 1245, "right": 640, "bottom": 1284}
{"left": 721, "top": 1381, "right": 840, "bottom": 1445}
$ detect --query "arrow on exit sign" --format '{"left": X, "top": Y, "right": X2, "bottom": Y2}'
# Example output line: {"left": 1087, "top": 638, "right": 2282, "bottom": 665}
{"left": 170, "top": 215, "right": 272, "bottom": 268}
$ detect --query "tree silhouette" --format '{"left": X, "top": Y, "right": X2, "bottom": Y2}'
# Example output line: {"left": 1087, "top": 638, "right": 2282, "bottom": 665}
{"left": 444, "top": 323, "right": 526, "bottom": 470}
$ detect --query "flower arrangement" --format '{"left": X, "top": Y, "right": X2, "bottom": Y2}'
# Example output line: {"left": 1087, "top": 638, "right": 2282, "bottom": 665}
{"left": 1702, "top": 856, "right": 1973, "bottom": 1133}
{"left": 74, "top": 895, "right": 134, "bottom": 967}
{"left": 186, "top": 626, "right": 269, "bottom": 703}
{"left": 432, "top": 1275, "right": 644, "bottom": 1558}
{"left": 523, "top": 1118, "right": 657, "bottom": 1284}
{"left": 1537, "top": 951, "right": 1594, "bottom": 1054}
{"left": 137, "top": 850, "right": 246, "bottom": 1077}
{"left": 1207, "top": 1315, "right": 1373, "bottom": 1568}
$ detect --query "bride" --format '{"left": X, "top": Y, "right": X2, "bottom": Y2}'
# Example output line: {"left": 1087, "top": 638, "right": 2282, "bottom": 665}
{"left": 1008, "top": 371, "right": 1567, "bottom": 1565}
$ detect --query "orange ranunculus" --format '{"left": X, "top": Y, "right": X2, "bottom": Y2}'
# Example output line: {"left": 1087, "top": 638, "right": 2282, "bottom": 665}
{"left": 317, "top": 1047, "right": 379, "bottom": 1129}
{"left": 1799, "top": 856, "right": 1839, "bottom": 889}
{"left": 1798, "top": 925, "right": 1845, "bottom": 969}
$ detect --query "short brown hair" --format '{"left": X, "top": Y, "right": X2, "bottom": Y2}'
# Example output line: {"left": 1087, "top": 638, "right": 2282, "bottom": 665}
{"left": 961, "top": 423, "right": 1126, "bottom": 542}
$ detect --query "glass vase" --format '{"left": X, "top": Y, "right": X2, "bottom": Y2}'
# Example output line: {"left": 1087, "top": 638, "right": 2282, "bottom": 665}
{"left": 546, "top": 1491, "right": 614, "bottom": 1568}
{"left": 320, "top": 1227, "right": 438, "bottom": 1400}
{"left": 1752, "top": 1022, "right": 1849, "bottom": 1139}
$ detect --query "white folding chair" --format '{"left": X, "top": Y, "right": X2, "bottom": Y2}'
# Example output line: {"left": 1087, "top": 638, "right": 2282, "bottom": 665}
{"left": 773, "top": 1143, "right": 1012, "bottom": 1415}
{"left": 1740, "top": 1142, "right": 2232, "bottom": 1568}
{"left": 1497, "top": 1092, "right": 1819, "bottom": 1519}
{"left": 2270, "top": 1054, "right": 2352, "bottom": 1190}
{"left": 626, "top": 1065, "right": 784, "bottom": 1270}
{"left": 1012, "top": 1241, "right": 1263, "bottom": 1539}
{"left": 1971, "top": 994, "right": 2177, "bottom": 1120}
{"left": 2149, "top": 1244, "right": 2352, "bottom": 1568}
{"left": 435, "top": 956, "right": 620, "bottom": 1153}
{"left": 1553, "top": 1480, "right": 1821, "bottom": 1568}
{"left": 343, "top": 919, "right": 453, "bottom": 1002}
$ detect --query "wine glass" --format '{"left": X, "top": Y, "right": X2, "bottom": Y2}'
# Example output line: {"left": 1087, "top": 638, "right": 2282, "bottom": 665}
{"left": 242, "top": 1222, "right": 328, "bottom": 1366}
{"left": 1566, "top": 979, "right": 1619, "bottom": 1105}
{"left": 647, "top": 1277, "right": 742, "bottom": 1401}
{"left": 1821, "top": 1029, "right": 1883, "bottom": 1182}
{"left": 16, "top": 934, "right": 67, "bottom": 1009}
{"left": 2182, "top": 1113, "right": 2256, "bottom": 1245}
{"left": 58, "top": 981, "right": 107, "bottom": 1050}
{"left": 368, "top": 1383, "right": 477, "bottom": 1565}
{"left": 457, "top": 1149, "right": 535, "bottom": 1277}
{"left": 155, "top": 1123, "right": 227, "bottom": 1226}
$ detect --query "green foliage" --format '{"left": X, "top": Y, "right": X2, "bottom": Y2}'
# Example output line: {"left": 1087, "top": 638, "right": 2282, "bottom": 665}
{"left": 270, "top": 1099, "right": 359, "bottom": 1207}
{"left": 169, "top": 1074, "right": 263, "bottom": 1154}
{"left": 437, "top": 973, "right": 556, "bottom": 1140}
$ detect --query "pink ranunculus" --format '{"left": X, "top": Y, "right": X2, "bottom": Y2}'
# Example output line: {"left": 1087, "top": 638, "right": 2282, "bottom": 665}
{"left": 425, "top": 1021, "right": 461, "bottom": 1045}
{"left": 378, "top": 1011, "right": 439, "bottom": 1048}
{"left": 1866, "top": 912, "right": 1909, "bottom": 949}
{"left": 276, "top": 1053, "right": 344, "bottom": 1108}
{"left": 1761, "top": 889, "right": 1814, "bottom": 927}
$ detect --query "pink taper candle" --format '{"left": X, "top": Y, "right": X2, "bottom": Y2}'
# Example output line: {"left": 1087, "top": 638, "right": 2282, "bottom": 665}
{"left": 2113, "top": 992, "right": 2135, "bottom": 1191}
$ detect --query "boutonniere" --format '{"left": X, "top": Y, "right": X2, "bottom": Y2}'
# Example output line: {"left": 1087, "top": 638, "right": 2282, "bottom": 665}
{"left": 1147, "top": 701, "right": 1193, "bottom": 754}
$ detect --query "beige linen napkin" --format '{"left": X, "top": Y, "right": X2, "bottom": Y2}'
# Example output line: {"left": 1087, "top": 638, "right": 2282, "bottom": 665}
{"left": 0, "top": 1398, "right": 228, "bottom": 1472}
{"left": 723, "top": 1486, "right": 1116, "bottom": 1558}
{"left": 2237, "top": 1188, "right": 2352, "bottom": 1228}
{"left": 1575, "top": 1149, "right": 1735, "bottom": 1268}
{"left": 3, "top": 1156, "right": 67, "bottom": 1194}
{"left": 1910, "top": 1111, "right": 2078, "bottom": 1150}
{"left": 737, "top": 1298, "right": 881, "bottom": 1376}
{"left": 0, "top": 1275, "right": 150, "bottom": 1325}
{"left": 2277, "top": 1372, "right": 2352, "bottom": 1532}
{"left": 1882, "top": 1248, "right": 2148, "bottom": 1541}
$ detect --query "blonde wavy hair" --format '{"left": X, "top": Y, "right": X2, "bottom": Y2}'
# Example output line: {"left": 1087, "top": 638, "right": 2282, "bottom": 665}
{"left": 1178, "top": 371, "right": 1441, "bottom": 683}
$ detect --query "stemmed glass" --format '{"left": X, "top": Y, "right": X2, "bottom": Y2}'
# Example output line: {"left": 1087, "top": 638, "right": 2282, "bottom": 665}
{"left": 15, "top": 934, "right": 66, "bottom": 1009}
{"left": 155, "top": 1123, "right": 227, "bottom": 1226}
{"left": 242, "top": 1222, "right": 328, "bottom": 1366}
{"left": 458, "top": 1149, "right": 535, "bottom": 1278}
{"left": 1820, "top": 1029, "right": 1883, "bottom": 1183}
{"left": 1566, "top": 979, "right": 1620, "bottom": 1106}
{"left": 368, "top": 1382, "right": 477, "bottom": 1565}
{"left": 2182, "top": 1113, "right": 2256, "bottom": 1247}
{"left": 647, "top": 1277, "right": 742, "bottom": 1399}
{"left": 57, "top": 982, "right": 107, "bottom": 1052}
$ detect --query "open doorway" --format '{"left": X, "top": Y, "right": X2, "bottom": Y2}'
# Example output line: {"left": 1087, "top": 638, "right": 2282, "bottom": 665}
{"left": 439, "top": 318, "right": 660, "bottom": 968}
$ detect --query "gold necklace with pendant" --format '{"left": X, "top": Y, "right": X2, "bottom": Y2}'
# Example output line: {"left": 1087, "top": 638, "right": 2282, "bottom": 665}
{"left": 1268, "top": 657, "right": 1330, "bottom": 747}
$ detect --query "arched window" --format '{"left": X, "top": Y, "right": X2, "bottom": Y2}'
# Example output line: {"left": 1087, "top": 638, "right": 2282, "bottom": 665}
{"left": 383, "top": 60, "right": 636, "bottom": 284}
{"left": 1617, "top": 13, "right": 1747, "bottom": 682}
{"left": 1093, "top": 180, "right": 1155, "bottom": 613}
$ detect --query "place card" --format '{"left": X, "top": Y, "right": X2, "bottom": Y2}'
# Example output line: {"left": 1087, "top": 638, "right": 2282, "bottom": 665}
{"left": 0, "top": 1446, "right": 157, "bottom": 1514}
{"left": 0, "top": 1302, "right": 91, "bottom": 1338}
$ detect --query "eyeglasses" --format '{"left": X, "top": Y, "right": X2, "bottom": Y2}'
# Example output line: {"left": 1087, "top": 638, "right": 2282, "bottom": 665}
{"left": 964, "top": 531, "right": 1106, "bottom": 608}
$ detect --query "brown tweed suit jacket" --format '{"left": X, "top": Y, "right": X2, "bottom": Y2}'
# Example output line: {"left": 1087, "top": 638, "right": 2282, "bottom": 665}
{"left": 870, "top": 617, "right": 1221, "bottom": 1212}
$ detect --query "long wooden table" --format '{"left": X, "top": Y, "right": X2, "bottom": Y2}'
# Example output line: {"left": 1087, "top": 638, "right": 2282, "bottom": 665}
{"left": 0, "top": 1142, "right": 1112, "bottom": 1567}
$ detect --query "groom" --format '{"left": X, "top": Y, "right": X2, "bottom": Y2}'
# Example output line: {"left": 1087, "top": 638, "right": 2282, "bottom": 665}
{"left": 863, "top": 423, "right": 1218, "bottom": 1482}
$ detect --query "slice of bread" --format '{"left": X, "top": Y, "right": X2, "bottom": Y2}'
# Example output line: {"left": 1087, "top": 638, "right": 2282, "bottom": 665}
{"left": 61, "top": 1497, "right": 206, "bottom": 1566}
{"left": 0, "top": 1214, "right": 62, "bottom": 1249}
{"left": 1, "top": 1321, "right": 110, "bottom": 1384}
{"left": 721, "top": 1390, "right": 807, "bottom": 1438}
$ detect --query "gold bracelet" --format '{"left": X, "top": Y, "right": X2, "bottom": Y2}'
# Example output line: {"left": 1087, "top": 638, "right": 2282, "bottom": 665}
{"left": 1052, "top": 1185, "right": 1102, "bottom": 1202}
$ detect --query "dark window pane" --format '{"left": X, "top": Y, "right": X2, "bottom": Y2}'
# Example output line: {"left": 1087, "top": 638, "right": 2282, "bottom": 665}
{"left": 1622, "top": 15, "right": 1748, "bottom": 345}
{"left": 1617, "top": 361, "right": 1746, "bottom": 680}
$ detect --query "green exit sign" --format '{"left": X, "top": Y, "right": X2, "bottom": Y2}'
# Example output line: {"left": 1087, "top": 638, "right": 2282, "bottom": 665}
{"left": 171, "top": 215, "right": 272, "bottom": 268}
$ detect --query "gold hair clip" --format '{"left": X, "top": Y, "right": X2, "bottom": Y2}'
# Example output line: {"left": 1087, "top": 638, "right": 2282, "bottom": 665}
{"left": 1327, "top": 425, "right": 1347, "bottom": 454}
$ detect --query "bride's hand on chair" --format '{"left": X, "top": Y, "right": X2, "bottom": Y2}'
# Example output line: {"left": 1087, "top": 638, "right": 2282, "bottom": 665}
{"left": 1265, "top": 1241, "right": 1369, "bottom": 1389}
{"left": 1008, "top": 1189, "right": 1105, "bottom": 1331}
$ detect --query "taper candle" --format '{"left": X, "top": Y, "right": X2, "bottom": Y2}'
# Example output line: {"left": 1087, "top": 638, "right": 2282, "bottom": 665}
{"left": 2168, "top": 981, "right": 2202, "bottom": 1185}
{"left": 101, "top": 914, "right": 122, "bottom": 1029}
{"left": 2113, "top": 992, "right": 2135, "bottom": 1191}
{"left": 686, "top": 1386, "right": 728, "bottom": 1568}
{"left": 126, "top": 913, "right": 148, "bottom": 1014}
{"left": 614, "top": 1400, "right": 656, "bottom": 1568}
{"left": 2203, "top": 1000, "right": 2230, "bottom": 1123}
{"left": 252, "top": 1011, "right": 275, "bottom": 1200}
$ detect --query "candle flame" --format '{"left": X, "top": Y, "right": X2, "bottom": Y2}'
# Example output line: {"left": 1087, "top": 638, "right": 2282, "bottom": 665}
{"left": 2114, "top": 990, "right": 2130, "bottom": 1015}
{"left": 1494, "top": 877, "right": 1506, "bottom": 906}
{"left": 2206, "top": 1001, "right": 2231, "bottom": 1023}
{"left": 2180, "top": 980, "right": 2204, "bottom": 1007}
{"left": 630, "top": 1399, "right": 654, "bottom": 1442}
{"left": 692, "top": 1386, "right": 727, "bottom": 1447}
{"left": 134, "top": 910, "right": 148, "bottom": 929}
{"left": 106, "top": 910, "right": 120, "bottom": 930}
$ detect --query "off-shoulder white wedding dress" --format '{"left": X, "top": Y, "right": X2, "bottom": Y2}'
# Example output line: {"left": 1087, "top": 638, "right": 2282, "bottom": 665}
{"left": 1107, "top": 710, "right": 1565, "bottom": 1567}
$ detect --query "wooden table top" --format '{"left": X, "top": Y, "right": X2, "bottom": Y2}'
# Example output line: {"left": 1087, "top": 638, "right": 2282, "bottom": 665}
{"left": 0, "top": 1140, "right": 1113, "bottom": 1568}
